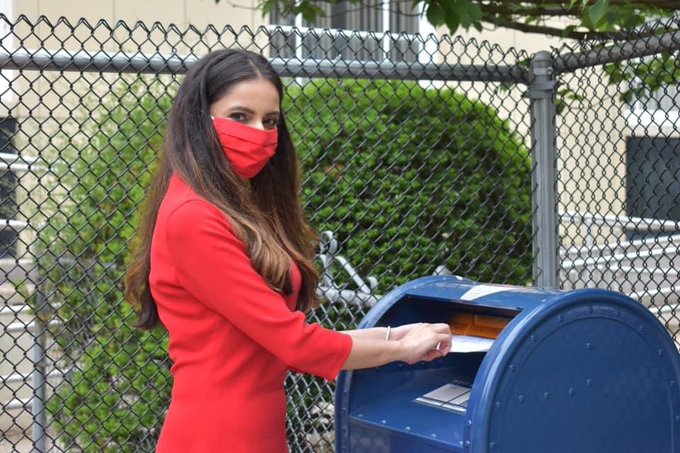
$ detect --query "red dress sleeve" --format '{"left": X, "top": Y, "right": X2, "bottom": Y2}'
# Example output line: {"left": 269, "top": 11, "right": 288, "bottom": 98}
{"left": 164, "top": 199, "right": 352, "bottom": 381}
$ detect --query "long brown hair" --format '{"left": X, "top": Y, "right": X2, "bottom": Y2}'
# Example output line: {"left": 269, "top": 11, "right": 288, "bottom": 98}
{"left": 124, "top": 49, "right": 320, "bottom": 330}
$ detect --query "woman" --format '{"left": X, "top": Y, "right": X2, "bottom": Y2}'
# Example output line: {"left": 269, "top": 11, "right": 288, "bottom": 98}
{"left": 124, "top": 48, "right": 451, "bottom": 453}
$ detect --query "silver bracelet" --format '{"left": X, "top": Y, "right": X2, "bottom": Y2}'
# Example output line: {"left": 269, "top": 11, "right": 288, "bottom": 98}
{"left": 385, "top": 326, "right": 391, "bottom": 341}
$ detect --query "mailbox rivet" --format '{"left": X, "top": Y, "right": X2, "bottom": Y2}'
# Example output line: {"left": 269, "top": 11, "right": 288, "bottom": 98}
{"left": 495, "top": 401, "right": 502, "bottom": 409}
{"left": 586, "top": 379, "right": 592, "bottom": 387}
{"left": 518, "top": 395, "right": 525, "bottom": 403}
{"left": 405, "top": 426, "right": 411, "bottom": 431}
{"left": 558, "top": 314, "right": 563, "bottom": 322}
{"left": 489, "top": 441, "right": 496, "bottom": 450}
{"left": 467, "top": 419, "right": 472, "bottom": 426}
{"left": 509, "top": 365, "right": 515, "bottom": 373}
{"left": 671, "top": 380, "right": 676, "bottom": 387}
{"left": 569, "top": 387, "right": 575, "bottom": 396}
{"left": 586, "top": 342, "right": 592, "bottom": 350}
{"left": 530, "top": 334, "right": 536, "bottom": 343}
{"left": 464, "top": 440, "right": 470, "bottom": 446}
{"left": 589, "top": 306, "right": 594, "bottom": 313}
{"left": 544, "top": 392, "right": 550, "bottom": 400}
{"left": 675, "top": 415, "right": 680, "bottom": 422}
{"left": 357, "top": 414, "right": 363, "bottom": 418}
{"left": 638, "top": 325, "right": 644, "bottom": 332}
{"left": 431, "top": 433, "right": 438, "bottom": 438}
{"left": 381, "top": 420, "right": 387, "bottom": 424}
{"left": 659, "top": 349, "right": 664, "bottom": 357}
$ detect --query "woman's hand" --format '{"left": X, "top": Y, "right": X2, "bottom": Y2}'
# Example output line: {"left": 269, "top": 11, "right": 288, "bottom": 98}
{"left": 396, "top": 323, "right": 451, "bottom": 365}
{"left": 341, "top": 322, "right": 451, "bottom": 371}
{"left": 389, "top": 323, "right": 424, "bottom": 341}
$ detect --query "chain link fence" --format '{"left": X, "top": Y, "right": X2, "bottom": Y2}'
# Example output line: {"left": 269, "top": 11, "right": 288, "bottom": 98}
{"left": 0, "top": 13, "right": 677, "bottom": 453}
{"left": 554, "top": 17, "right": 680, "bottom": 346}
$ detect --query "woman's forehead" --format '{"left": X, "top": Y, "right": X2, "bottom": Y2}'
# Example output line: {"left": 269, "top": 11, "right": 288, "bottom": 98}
{"left": 214, "top": 78, "right": 280, "bottom": 112}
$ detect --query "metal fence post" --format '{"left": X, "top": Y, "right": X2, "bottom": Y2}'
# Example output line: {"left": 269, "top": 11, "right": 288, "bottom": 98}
{"left": 31, "top": 273, "right": 47, "bottom": 453}
{"left": 527, "top": 51, "right": 558, "bottom": 288}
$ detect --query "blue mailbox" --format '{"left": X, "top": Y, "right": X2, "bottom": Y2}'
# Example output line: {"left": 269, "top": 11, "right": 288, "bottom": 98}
{"left": 336, "top": 276, "right": 680, "bottom": 453}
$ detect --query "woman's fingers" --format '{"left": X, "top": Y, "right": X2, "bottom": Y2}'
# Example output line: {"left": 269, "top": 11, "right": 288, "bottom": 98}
{"left": 420, "top": 349, "right": 441, "bottom": 362}
{"left": 432, "top": 323, "right": 451, "bottom": 333}
{"left": 426, "top": 333, "right": 451, "bottom": 360}
{"left": 399, "top": 324, "right": 452, "bottom": 363}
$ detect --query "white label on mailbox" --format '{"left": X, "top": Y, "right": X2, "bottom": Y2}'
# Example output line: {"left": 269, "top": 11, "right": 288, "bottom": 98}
{"left": 460, "top": 284, "right": 516, "bottom": 301}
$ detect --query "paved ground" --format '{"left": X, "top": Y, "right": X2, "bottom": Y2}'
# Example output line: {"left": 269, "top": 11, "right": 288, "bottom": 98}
{"left": 0, "top": 433, "right": 31, "bottom": 453}
{"left": 1, "top": 430, "right": 333, "bottom": 452}
{"left": 0, "top": 432, "right": 58, "bottom": 453}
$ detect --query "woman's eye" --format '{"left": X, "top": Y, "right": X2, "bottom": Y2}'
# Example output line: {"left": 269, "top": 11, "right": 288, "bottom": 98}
{"left": 229, "top": 113, "right": 248, "bottom": 122}
{"left": 263, "top": 118, "right": 279, "bottom": 130}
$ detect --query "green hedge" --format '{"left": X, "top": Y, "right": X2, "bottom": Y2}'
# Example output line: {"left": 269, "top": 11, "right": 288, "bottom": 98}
{"left": 36, "top": 78, "right": 531, "bottom": 451}
{"left": 289, "top": 79, "right": 532, "bottom": 290}
{"left": 35, "top": 80, "right": 173, "bottom": 451}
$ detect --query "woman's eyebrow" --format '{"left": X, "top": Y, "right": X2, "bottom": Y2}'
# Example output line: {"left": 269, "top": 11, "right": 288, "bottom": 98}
{"left": 228, "top": 105, "right": 255, "bottom": 113}
{"left": 229, "top": 106, "right": 280, "bottom": 116}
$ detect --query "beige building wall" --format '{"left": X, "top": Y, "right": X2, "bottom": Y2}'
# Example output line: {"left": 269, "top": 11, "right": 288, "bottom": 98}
{"left": 16, "top": 0, "right": 263, "bottom": 30}
{"left": 7, "top": 0, "right": 267, "bottom": 119}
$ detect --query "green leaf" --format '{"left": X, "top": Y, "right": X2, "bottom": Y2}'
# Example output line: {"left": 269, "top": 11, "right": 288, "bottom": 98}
{"left": 562, "top": 24, "right": 578, "bottom": 38}
{"left": 443, "top": 3, "right": 461, "bottom": 34}
{"left": 426, "top": 3, "right": 446, "bottom": 27}
{"left": 298, "top": 2, "right": 317, "bottom": 23}
{"left": 445, "top": 11, "right": 461, "bottom": 34}
{"left": 468, "top": 2, "right": 483, "bottom": 23}
{"left": 260, "top": 0, "right": 275, "bottom": 17}
{"left": 441, "top": 0, "right": 481, "bottom": 31}
{"left": 459, "top": 0, "right": 474, "bottom": 28}
{"left": 587, "top": 0, "right": 609, "bottom": 27}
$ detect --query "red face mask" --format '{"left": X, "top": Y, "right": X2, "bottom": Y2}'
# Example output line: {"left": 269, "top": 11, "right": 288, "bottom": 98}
{"left": 212, "top": 116, "right": 278, "bottom": 179}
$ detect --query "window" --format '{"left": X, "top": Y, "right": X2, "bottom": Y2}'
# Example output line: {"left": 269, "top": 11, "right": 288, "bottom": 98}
{"left": 269, "top": 0, "right": 422, "bottom": 63}
{"left": 0, "top": 118, "right": 17, "bottom": 257}
{"left": 625, "top": 136, "right": 680, "bottom": 240}
{"left": 0, "top": 1, "right": 16, "bottom": 257}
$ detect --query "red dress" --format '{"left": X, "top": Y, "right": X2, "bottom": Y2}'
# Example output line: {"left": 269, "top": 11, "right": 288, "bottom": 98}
{"left": 150, "top": 175, "right": 353, "bottom": 452}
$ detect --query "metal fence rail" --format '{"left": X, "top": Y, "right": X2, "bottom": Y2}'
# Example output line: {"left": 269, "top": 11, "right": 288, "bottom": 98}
{"left": 0, "top": 13, "right": 678, "bottom": 453}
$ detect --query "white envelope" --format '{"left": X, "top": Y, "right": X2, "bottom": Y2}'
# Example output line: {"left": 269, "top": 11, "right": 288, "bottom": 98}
{"left": 449, "top": 335, "right": 494, "bottom": 353}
